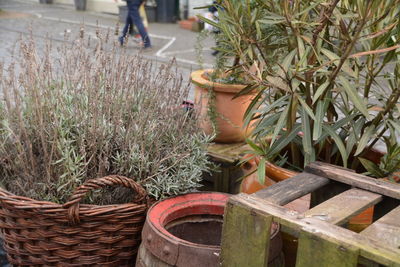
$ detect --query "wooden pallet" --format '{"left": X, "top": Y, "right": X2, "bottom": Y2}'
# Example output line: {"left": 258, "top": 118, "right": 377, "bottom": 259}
{"left": 220, "top": 162, "right": 400, "bottom": 267}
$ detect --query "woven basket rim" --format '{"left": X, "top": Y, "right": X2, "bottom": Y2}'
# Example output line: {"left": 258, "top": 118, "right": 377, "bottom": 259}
{"left": 0, "top": 187, "right": 146, "bottom": 209}
{"left": 0, "top": 175, "right": 148, "bottom": 219}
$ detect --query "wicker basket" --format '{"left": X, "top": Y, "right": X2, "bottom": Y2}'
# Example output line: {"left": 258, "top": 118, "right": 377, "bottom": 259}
{"left": 0, "top": 175, "right": 148, "bottom": 266}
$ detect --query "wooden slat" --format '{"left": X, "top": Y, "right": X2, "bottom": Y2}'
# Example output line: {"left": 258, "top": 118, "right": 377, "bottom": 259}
{"left": 230, "top": 194, "right": 400, "bottom": 266}
{"left": 221, "top": 201, "right": 272, "bottom": 267}
{"left": 254, "top": 172, "right": 329, "bottom": 205}
{"left": 296, "top": 228, "right": 359, "bottom": 267}
{"left": 360, "top": 205, "right": 400, "bottom": 249}
{"left": 305, "top": 189, "right": 382, "bottom": 225}
{"left": 305, "top": 162, "right": 400, "bottom": 200}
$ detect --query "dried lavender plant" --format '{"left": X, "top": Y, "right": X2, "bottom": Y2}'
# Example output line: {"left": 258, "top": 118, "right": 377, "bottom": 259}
{"left": 0, "top": 30, "right": 211, "bottom": 203}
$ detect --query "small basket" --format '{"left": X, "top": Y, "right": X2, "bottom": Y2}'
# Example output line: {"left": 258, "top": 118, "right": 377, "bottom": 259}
{"left": 0, "top": 175, "right": 148, "bottom": 266}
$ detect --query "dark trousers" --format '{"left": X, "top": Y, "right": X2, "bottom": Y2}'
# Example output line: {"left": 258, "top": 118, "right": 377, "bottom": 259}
{"left": 121, "top": 0, "right": 151, "bottom": 48}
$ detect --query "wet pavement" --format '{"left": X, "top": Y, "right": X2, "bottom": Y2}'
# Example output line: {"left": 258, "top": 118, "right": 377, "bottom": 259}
{"left": 0, "top": 0, "right": 217, "bottom": 99}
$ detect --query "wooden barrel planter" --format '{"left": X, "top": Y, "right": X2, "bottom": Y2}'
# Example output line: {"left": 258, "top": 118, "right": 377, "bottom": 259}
{"left": 136, "top": 192, "right": 284, "bottom": 267}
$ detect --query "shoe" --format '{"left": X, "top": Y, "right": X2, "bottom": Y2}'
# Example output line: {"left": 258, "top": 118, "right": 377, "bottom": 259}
{"left": 118, "top": 36, "right": 124, "bottom": 46}
{"left": 130, "top": 34, "right": 142, "bottom": 43}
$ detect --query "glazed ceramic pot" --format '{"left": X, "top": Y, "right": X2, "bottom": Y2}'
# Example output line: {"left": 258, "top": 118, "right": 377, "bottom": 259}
{"left": 191, "top": 69, "right": 255, "bottom": 143}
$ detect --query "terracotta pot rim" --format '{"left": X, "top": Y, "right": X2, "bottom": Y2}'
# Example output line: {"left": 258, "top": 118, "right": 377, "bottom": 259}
{"left": 191, "top": 69, "right": 247, "bottom": 93}
{"left": 147, "top": 192, "right": 229, "bottom": 248}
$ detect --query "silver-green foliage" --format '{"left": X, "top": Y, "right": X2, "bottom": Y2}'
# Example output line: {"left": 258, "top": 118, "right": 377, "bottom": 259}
{"left": 0, "top": 33, "right": 211, "bottom": 203}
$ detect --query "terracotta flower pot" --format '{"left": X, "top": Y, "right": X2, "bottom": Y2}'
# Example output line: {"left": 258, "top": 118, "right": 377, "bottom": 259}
{"left": 240, "top": 156, "right": 296, "bottom": 194}
{"left": 191, "top": 69, "right": 255, "bottom": 143}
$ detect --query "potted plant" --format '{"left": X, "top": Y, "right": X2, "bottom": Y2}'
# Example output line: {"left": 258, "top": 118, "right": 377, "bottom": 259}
{"left": 191, "top": 69, "right": 254, "bottom": 143}
{"left": 204, "top": 0, "right": 399, "bottom": 237}
{"left": 0, "top": 31, "right": 211, "bottom": 265}
{"left": 205, "top": 0, "right": 400, "bottom": 182}
{"left": 194, "top": 0, "right": 286, "bottom": 143}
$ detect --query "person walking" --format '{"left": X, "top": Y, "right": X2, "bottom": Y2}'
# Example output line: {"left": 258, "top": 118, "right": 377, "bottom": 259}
{"left": 116, "top": 0, "right": 152, "bottom": 49}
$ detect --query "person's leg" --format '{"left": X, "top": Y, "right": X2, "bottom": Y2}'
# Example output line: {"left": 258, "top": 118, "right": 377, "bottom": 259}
{"left": 120, "top": 4, "right": 133, "bottom": 45}
{"left": 128, "top": 0, "right": 151, "bottom": 48}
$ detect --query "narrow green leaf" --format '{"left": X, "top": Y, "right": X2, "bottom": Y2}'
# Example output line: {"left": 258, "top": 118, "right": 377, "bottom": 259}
{"left": 359, "top": 158, "right": 385, "bottom": 178}
{"left": 252, "top": 114, "right": 281, "bottom": 138}
{"left": 298, "top": 97, "right": 315, "bottom": 120}
{"left": 339, "top": 76, "right": 370, "bottom": 119}
{"left": 243, "top": 90, "right": 263, "bottom": 128}
{"left": 257, "top": 158, "right": 266, "bottom": 185}
{"left": 246, "top": 138, "right": 264, "bottom": 155}
{"left": 297, "top": 36, "right": 305, "bottom": 58}
{"left": 354, "top": 125, "right": 375, "bottom": 156}
{"left": 312, "top": 81, "right": 329, "bottom": 104}
{"left": 294, "top": 1, "right": 322, "bottom": 17}
{"left": 234, "top": 84, "right": 257, "bottom": 99}
{"left": 301, "top": 107, "right": 315, "bottom": 166}
{"left": 197, "top": 15, "right": 220, "bottom": 29}
{"left": 258, "top": 95, "right": 289, "bottom": 115}
{"left": 321, "top": 48, "right": 356, "bottom": 77}
{"left": 258, "top": 18, "right": 286, "bottom": 25}
{"left": 346, "top": 118, "right": 365, "bottom": 154}
{"left": 312, "top": 100, "right": 327, "bottom": 140}
{"left": 298, "top": 47, "right": 311, "bottom": 69}
{"left": 322, "top": 125, "right": 349, "bottom": 168}
{"left": 269, "top": 124, "right": 302, "bottom": 156}
{"left": 271, "top": 105, "right": 289, "bottom": 145}
{"left": 279, "top": 49, "right": 297, "bottom": 75}
{"left": 389, "top": 119, "right": 400, "bottom": 134}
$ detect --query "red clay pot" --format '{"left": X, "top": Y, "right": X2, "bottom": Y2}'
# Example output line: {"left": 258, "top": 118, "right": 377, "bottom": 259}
{"left": 191, "top": 69, "right": 255, "bottom": 143}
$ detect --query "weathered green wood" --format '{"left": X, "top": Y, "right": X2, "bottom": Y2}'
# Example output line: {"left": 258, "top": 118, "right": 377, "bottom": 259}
{"left": 230, "top": 194, "right": 400, "bottom": 266}
{"left": 361, "top": 205, "right": 400, "bottom": 249}
{"left": 296, "top": 228, "right": 359, "bottom": 267}
{"left": 221, "top": 200, "right": 272, "bottom": 267}
{"left": 306, "top": 189, "right": 382, "bottom": 225}
{"left": 254, "top": 173, "right": 329, "bottom": 204}
{"left": 306, "top": 162, "right": 400, "bottom": 200}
